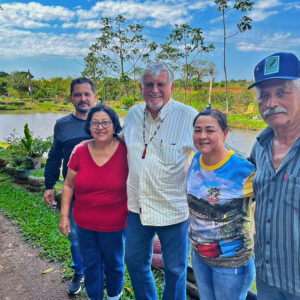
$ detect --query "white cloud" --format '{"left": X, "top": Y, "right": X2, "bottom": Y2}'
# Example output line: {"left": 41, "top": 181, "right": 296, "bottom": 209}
{"left": 248, "top": 0, "right": 281, "bottom": 22}
{"left": 254, "top": 0, "right": 282, "bottom": 10}
{"left": 248, "top": 9, "right": 278, "bottom": 22}
{"left": 188, "top": 0, "right": 215, "bottom": 10}
{"left": 0, "top": 2, "right": 74, "bottom": 28}
{"left": 89, "top": 0, "right": 190, "bottom": 27}
{"left": 236, "top": 32, "right": 300, "bottom": 52}
{"left": 0, "top": 27, "right": 96, "bottom": 58}
{"left": 63, "top": 20, "right": 100, "bottom": 30}
{"left": 284, "top": 1, "right": 300, "bottom": 10}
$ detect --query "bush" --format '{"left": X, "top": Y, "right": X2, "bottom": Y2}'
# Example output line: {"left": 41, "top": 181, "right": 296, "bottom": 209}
{"left": 121, "top": 96, "right": 136, "bottom": 108}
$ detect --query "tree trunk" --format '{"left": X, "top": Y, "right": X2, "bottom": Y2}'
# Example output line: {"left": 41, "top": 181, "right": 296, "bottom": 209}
{"left": 120, "top": 55, "right": 129, "bottom": 96}
{"left": 222, "top": 10, "right": 229, "bottom": 115}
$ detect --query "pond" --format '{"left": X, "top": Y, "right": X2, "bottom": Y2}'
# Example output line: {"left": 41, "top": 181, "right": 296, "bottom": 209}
{"left": 0, "top": 112, "right": 261, "bottom": 156}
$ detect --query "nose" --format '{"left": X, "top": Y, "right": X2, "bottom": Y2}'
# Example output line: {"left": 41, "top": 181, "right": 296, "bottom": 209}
{"left": 267, "top": 94, "right": 279, "bottom": 108}
{"left": 199, "top": 131, "right": 207, "bottom": 139}
{"left": 152, "top": 84, "right": 159, "bottom": 93}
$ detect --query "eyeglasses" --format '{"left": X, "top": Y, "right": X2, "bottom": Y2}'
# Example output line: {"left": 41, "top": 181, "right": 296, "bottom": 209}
{"left": 90, "top": 121, "right": 112, "bottom": 129}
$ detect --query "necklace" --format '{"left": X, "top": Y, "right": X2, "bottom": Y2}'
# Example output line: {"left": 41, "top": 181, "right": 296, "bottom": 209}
{"left": 142, "top": 110, "right": 164, "bottom": 159}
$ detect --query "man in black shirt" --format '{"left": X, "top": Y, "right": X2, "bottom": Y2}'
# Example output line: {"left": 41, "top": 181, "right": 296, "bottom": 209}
{"left": 44, "top": 77, "right": 97, "bottom": 295}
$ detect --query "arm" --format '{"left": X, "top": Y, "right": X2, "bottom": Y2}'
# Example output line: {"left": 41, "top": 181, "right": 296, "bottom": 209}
{"left": 44, "top": 123, "right": 63, "bottom": 205}
{"left": 59, "top": 168, "right": 77, "bottom": 236}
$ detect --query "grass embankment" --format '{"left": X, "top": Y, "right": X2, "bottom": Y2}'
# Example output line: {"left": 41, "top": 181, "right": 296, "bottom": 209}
{"left": 0, "top": 174, "right": 165, "bottom": 299}
{"left": 0, "top": 92, "right": 267, "bottom": 131}
{"left": 0, "top": 99, "right": 74, "bottom": 113}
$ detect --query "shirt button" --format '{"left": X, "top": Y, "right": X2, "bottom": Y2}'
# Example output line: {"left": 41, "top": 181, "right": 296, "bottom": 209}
{"left": 266, "top": 260, "right": 270, "bottom": 264}
{"left": 267, "top": 219, "right": 271, "bottom": 223}
{"left": 266, "top": 241, "right": 269, "bottom": 245}
{"left": 270, "top": 199, "right": 273, "bottom": 203}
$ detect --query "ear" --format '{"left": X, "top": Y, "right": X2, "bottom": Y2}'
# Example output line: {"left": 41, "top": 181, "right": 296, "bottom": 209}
{"left": 170, "top": 82, "right": 175, "bottom": 93}
{"left": 139, "top": 83, "right": 143, "bottom": 93}
{"left": 223, "top": 129, "right": 229, "bottom": 141}
{"left": 93, "top": 93, "right": 98, "bottom": 107}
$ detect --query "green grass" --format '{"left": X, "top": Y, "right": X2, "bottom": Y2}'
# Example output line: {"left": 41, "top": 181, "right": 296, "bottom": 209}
{"left": 0, "top": 175, "right": 255, "bottom": 298}
{"left": 228, "top": 115, "right": 267, "bottom": 130}
{"left": 0, "top": 177, "right": 166, "bottom": 299}
{"left": 29, "top": 168, "right": 45, "bottom": 177}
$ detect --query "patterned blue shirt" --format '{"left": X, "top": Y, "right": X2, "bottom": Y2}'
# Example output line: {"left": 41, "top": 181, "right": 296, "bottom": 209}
{"left": 250, "top": 126, "right": 300, "bottom": 296}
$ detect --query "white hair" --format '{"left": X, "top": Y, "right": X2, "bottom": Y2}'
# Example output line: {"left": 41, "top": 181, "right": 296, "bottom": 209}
{"left": 254, "top": 78, "right": 300, "bottom": 98}
{"left": 140, "top": 62, "right": 174, "bottom": 87}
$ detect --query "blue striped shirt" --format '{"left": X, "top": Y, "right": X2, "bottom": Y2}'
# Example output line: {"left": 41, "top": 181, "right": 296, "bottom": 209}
{"left": 250, "top": 126, "right": 300, "bottom": 296}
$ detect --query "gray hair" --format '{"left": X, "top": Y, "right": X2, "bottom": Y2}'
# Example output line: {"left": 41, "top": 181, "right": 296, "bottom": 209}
{"left": 140, "top": 62, "right": 174, "bottom": 87}
{"left": 255, "top": 78, "right": 300, "bottom": 98}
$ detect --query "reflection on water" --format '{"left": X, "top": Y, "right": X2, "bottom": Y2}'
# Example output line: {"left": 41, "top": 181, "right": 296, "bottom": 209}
{"left": 227, "top": 128, "right": 261, "bottom": 157}
{"left": 0, "top": 112, "right": 67, "bottom": 140}
{"left": 0, "top": 112, "right": 261, "bottom": 155}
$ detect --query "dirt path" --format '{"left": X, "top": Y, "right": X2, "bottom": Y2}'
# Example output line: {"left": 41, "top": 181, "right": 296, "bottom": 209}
{"left": 0, "top": 212, "right": 87, "bottom": 300}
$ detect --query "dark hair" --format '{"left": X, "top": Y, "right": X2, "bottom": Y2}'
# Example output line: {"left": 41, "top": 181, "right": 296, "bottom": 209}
{"left": 193, "top": 109, "right": 228, "bottom": 132}
{"left": 85, "top": 104, "right": 122, "bottom": 137}
{"left": 70, "top": 77, "right": 95, "bottom": 95}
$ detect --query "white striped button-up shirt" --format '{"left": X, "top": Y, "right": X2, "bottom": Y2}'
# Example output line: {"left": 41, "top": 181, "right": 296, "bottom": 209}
{"left": 123, "top": 98, "right": 197, "bottom": 226}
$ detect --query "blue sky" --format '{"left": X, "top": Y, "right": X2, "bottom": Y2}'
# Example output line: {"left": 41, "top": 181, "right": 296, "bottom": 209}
{"left": 0, "top": 0, "right": 299, "bottom": 81}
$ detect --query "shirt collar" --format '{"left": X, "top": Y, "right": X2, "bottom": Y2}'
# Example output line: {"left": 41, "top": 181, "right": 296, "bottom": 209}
{"left": 257, "top": 126, "right": 300, "bottom": 148}
{"left": 256, "top": 126, "right": 274, "bottom": 146}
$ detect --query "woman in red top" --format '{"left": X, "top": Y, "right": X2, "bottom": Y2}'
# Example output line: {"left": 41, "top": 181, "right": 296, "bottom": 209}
{"left": 59, "top": 104, "right": 128, "bottom": 300}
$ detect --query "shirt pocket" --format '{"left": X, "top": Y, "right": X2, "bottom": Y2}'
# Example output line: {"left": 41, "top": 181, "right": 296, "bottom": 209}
{"left": 284, "top": 174, "right": 300, "bottom": 209}
{"left": 159, "top": 142, "right": 181, "bottom": 165}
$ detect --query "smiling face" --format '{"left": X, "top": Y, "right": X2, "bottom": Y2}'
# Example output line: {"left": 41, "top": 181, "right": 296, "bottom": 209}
{"left": 89, "top": 111, "right": 114, "bottom": 143}
{"left": 193, "top": 115, "right": 228, "bottom": 156}
{"left": 70, "top": 83, "right": 97, "bottom": 116}
{"left": 257, "top": 79, "right": 300, "bottom": 129}
{"left": 140, "top": 70, "right": 174, "bottom": 118}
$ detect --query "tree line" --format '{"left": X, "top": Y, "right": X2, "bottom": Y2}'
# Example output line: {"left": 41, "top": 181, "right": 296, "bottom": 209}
{"left": 1, "top": 0, "right": 254, "bottom": 110}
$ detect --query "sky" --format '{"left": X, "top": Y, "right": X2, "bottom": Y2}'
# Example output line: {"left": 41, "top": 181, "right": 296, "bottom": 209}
{"left": 0, "top": 0, "right": 299, "bottom": 82}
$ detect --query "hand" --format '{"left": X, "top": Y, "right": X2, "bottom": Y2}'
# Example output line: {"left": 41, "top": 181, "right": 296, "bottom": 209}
{"left": 44, "top": 189, "right": 57, "bottom": 206}
{"left": 71, "top": 139, "right": 92, "bottom": 156}
{"left": 59, "top": 217, "right": 71, "bottom": 236}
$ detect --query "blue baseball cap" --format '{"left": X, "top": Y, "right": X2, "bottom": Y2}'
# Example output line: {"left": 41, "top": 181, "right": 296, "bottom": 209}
{"left": 248, "top": 52, "right": 300, "bottom": 89}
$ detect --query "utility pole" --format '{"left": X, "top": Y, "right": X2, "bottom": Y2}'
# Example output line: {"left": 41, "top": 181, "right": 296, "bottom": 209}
{"left": 27, "top": 69, "right": 33, "bottom": 102}
{"left": 208, "top": 67, "right": 214, "bottom": 109}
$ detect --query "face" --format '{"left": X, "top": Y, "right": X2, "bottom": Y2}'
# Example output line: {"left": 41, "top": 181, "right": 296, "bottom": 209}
{"left": 257, "top": 79, "right": 300, "bottom": 129}
{"left": 140, "top": 70, "right": 174, "bottom": 115}
{"left": 70, "top": 83, "right": 97, "bottom": 114}
{"left": 193, "top": 115, "right": 228, "bottom": 155}
{"left": 89, "top": 111, "right": 114, "bottom": 143}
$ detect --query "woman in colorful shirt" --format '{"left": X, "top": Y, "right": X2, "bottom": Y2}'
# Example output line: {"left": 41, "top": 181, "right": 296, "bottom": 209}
{"left": 187, "top": 109, "right": 255, "bottom": 300}
{"left": 59, "top": 104, "right": 128, "bottom": 300}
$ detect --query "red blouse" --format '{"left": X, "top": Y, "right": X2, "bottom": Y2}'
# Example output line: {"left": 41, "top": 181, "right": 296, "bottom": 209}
{"left": 68, "top": 142, "right": 128, "bottom": 232}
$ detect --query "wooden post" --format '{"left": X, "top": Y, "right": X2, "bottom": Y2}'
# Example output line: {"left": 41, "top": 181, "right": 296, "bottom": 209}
{"left": 208, "top": 67, "right": 214, "bottom": 109}
{"left": 27, "top": 69, "right": 33, "bottom": 102}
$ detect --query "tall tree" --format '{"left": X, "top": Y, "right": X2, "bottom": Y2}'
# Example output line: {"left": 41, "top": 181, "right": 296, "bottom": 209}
{"left": 81, "top": 44, "right": 116, "bottom": 98}
{"left": 89, "top": 15, "right": 156, "bottom": 96}
{"left": 157, "top": 24, "right": 214, "bottom": 103}
{"left": 189, "top": 59, "right": 217, "bottom": 90}
{"left": 215, "top": 0, "right": 253, "bottom": 115}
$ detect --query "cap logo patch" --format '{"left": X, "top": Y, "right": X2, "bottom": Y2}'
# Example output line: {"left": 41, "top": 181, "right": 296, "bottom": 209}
{"left": 264, "top": 56, "right": 280, "bottom": 75}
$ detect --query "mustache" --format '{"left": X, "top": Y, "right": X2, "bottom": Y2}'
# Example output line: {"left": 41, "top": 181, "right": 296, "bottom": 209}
{"left": 263, "top": 107, "right": 288, "bottom": 118}
{"left": 78, "top": 101, "right": 90, "bottom": 106}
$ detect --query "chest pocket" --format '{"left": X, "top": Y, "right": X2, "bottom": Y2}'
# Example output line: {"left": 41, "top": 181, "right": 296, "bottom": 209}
{"left": 159, "top": 142, "right": 181, "bottom": 165}
{"left": 283, "top": 174, "right": 300, "bottom": 209}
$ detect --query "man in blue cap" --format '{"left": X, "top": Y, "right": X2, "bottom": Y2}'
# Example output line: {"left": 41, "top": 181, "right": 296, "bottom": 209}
{"left": 248, "top": 52, "right": 300, "bottom": 300}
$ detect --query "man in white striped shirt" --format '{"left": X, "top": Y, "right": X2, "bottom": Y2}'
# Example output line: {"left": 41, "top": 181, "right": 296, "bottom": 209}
{"left": 123, "top": 62, "right": 197, "bottom": 300}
